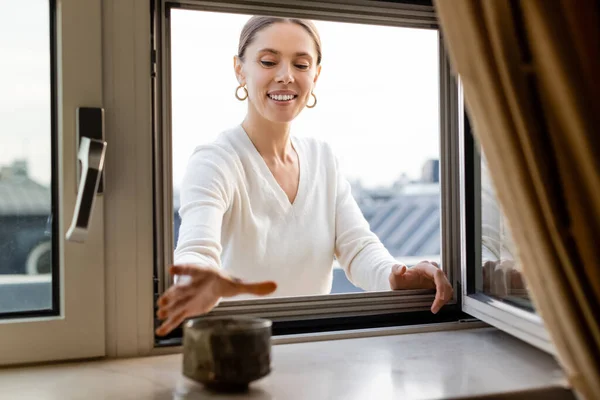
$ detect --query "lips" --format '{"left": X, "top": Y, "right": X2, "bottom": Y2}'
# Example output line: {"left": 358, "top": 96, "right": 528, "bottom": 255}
{"left": 267, "top": 90, "right": 298, "bottom": 102}
{"left": 268, "top": 93, "right": 297, "bottom": 101}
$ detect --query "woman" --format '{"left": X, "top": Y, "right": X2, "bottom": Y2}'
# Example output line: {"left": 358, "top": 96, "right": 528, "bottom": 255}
{"left": 156, "top": 16, "right": 453, "bottom": 336}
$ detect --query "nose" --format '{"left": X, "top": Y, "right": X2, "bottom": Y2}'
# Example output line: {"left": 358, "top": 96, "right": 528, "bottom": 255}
{"left": 275, "top": 63, "right": 294, "bottom": 84}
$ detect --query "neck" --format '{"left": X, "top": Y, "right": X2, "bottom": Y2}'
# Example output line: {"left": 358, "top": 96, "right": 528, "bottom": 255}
{"left": 241, "top": 107, "right": 293, "bottom": 162}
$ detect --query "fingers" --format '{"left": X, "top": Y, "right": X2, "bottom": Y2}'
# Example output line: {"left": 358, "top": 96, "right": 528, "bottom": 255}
{"left": 155, "top": 309, "right": 187, "bottom": 337}
{"left": 491, "top": 263, "right": 509, "bottom": 297}
{"left": 156, "top": 291, "right": 195, "bottom": 320}
{"left": 156, "top": 273, "right": 216, "bottom": 334}
{"left": 482, "top": 259, "right": 525, "bottom": 296}
{"left": 388, "top": 265, "right": 408, "bottom": 290}
{"left": 156, "top": 267, "right": 277, "bottom": 336}
{"left": 431, "top": 270, "right": 453, "bottom": 314}
{"left": 431, "top": 289, "right": 446, "bottom": 314}
{"left": 155, "top": 280, "right": 217, "bottom": 336}
{"left": 510, "top": 268, "right": 526, "bottom": 290}
{"left": 392, "top": 264, "right": 407, "bottom": 276}
{"left": 482, "top": 260, "right": 498, "bottom": 292}
{"left": 157, "top": 281, "right": 198, "bottom": 308}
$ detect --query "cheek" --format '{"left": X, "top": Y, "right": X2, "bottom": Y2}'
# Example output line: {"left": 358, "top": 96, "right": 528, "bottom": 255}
{"left": 301, "top": 73, "right": 317, "bottom": 93}
{"left": 248, "top": 71, "right": 272, "bottom": 95}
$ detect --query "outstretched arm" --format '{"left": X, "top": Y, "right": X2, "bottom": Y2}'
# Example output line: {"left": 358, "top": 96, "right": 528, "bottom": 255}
{"left": 333, "top": 168, "right": 398, "bottom": 292}
{"left": 156, "top": 145, "right": 276, "bottom": 335}
{"left": 333, "top": 154, "right": 452, "bottom": 312}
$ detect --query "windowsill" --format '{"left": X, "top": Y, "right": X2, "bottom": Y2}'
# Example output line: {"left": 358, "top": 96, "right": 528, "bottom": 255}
{"left": 0, "top": 326, "right": 572, "bottom": 399}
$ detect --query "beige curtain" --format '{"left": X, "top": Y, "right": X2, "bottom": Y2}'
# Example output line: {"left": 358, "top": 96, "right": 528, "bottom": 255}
{"left": 433, "top": 1, "right": 600, "bottom": 398}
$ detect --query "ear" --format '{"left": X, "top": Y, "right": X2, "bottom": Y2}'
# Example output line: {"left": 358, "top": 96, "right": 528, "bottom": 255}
{"left": 233, "top": 55, "right": 245, "bottom": 85}
{"left": 313, "top": 64, "right": 322, "bottom": 87}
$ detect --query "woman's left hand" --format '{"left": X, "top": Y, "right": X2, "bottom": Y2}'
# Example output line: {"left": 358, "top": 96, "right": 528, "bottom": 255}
{"left": 388, "top": 261, "right": 453, "bottom": 314}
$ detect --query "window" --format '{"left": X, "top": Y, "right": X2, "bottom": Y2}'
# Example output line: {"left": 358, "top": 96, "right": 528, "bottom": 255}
{"left": 0, "top": 0, "right": 551, "bottom": 363}
{"left": 479, "top": 154, "right": 532, "bottom": 311}
{"left": 169, "top": 10, "right": 441, "bottom": 296}
{"left": 0, "top": 0, "right": 106, "bottom": 366}
{"left": 461, "top": 111, "right": 552, "bottom": 354}
{"left": 153, "top": 0, "right": 461, "bottom": 341}
{"left": 148, "top": 0, "right": 555, "bottom": 355}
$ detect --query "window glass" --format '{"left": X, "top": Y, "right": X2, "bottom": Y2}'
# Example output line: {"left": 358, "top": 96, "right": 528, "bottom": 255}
{"left": 171, "top": 10, "right": 440, "bottom": 296}
{"left": 479, "top": 154, "right": 534, "bottom": 311}
{"left": 0, "top": 0, "right": 54, "bottom": 314}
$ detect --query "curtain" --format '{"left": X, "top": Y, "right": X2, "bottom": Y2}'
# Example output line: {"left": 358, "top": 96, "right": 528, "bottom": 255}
{"left": 433, "top": 1, "right": 600, "bottom": 398}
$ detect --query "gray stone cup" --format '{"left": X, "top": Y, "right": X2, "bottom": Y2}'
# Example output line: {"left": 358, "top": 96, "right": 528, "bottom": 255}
{"left": 182, "top": 316, "right": 272, "bottom": 392}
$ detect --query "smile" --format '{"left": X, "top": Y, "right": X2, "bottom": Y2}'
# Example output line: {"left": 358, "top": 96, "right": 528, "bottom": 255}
{"left": 268, "top": 94, "right": 297, "bottom": 102}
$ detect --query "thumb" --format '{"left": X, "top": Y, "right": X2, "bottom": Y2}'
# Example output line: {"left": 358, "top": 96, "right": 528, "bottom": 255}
{"left": 236, "top": 280, "right": 278, "bottom": 296}
{"left": 392, "top": 264, "right": 407, "bottom": 276}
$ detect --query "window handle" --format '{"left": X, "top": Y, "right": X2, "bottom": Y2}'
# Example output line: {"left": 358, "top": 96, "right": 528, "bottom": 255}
{"left": 66, "top": 108, "right": 106, "bottom": 243}
{"left": 66, "top": 137, "right": 106, "bottom": 243}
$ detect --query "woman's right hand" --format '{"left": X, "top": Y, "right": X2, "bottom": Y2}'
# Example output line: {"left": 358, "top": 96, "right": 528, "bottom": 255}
{"left": 482, "top": 259, "right": 526, "bottom": 297}
{"left": 155, "top": 264, "right": 277, "bottom": 336}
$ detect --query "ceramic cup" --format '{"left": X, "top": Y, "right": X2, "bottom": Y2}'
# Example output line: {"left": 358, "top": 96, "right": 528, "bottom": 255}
{"left": 182, "top": 316, "right": 272, "bottom": 392}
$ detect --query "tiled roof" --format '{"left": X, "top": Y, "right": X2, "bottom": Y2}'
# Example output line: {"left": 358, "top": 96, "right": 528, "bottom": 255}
{"left": 174, "top": 186, "right": 441, "bottom": 259}
{"left": 358, "top": 193, "right": 440, "bottom": 258}
{"left": 3, "top": 173, "right": 440, "bottom": 259}
{"left": 0, "top": 178, "right": 51, "bottom": 216}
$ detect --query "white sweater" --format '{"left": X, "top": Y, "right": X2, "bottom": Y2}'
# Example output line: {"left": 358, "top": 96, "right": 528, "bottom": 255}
{"left": 174, "top": 125, "right": 400, "bottom": 297}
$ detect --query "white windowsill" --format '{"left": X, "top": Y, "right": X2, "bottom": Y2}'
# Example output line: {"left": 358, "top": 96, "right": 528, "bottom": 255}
{"left": 0, "top": 326, "right": 571, "bottom": 400}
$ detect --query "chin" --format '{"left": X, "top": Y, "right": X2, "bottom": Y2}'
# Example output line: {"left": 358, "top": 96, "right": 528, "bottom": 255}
{"left": 263, "top": 111, "right": 300, "bottom": 124}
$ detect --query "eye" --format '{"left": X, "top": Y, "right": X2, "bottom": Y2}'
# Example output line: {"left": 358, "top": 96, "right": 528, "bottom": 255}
{"left": 260, "top": 60, "right": 276, "bottom": 67}
{"left": 295, "top": 64, "right": 310, "bottom": 70}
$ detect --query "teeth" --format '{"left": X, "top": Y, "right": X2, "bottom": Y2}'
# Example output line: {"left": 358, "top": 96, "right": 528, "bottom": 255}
{"left": 269, "top": 94, "right": 295, "bottom": 101}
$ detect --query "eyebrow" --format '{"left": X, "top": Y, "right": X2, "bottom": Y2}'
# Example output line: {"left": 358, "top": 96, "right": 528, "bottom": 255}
{"left": 258, "top": 48, "right": 313, "bottom": 60}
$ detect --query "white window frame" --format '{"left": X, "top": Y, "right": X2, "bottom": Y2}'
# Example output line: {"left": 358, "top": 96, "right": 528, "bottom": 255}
{"left": 0, "top": 0, "right": 106, "bottom": 365}
{"left": 76, "top": 0, "right": 553, "bottom": 359}
{"left": 457, "top": 82, "right": 555, "bottom": 355}
{"left": 151, "top": 0, "right": 461, "bottom": 337}
{"left": 100, "top": 0, "right": 155, "bottom": 357}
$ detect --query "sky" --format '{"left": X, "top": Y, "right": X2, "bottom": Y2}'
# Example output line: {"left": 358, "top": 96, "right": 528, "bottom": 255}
{"left": 171, "top": 10, "right": 440, "bottom": 189}
{"left": 1, "top": 3, "right": 440, "bottom": 190}
{"left": 0, "top": 0, "right": 51, "bottom": 185}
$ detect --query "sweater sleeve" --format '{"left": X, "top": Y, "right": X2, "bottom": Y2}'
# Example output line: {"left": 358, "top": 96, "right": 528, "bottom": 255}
{"left": 174, "top": 145, "right": 234, "bottom": 275}
{"left": 333, "top": 155, "right": 403, "bottom": 292}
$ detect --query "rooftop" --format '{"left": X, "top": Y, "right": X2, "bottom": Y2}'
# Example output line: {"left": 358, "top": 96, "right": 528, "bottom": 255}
{"left": 0, "top": 161, "right": 50, "bottom": 217}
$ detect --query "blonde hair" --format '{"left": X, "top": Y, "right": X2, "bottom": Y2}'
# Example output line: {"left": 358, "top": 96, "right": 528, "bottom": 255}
{"left": 237, "top": 16, "right": 322, "bottom": 65}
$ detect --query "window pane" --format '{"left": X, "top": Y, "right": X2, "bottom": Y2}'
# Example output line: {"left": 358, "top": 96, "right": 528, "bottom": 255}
{"left": 171, "top": 10, "right": 440, "bottom": 296}
{"left": 479, "top": 154, "right": 534, "bottom": 311}
{"left": 0, "top": 0, "right": 54, "bottom": 314}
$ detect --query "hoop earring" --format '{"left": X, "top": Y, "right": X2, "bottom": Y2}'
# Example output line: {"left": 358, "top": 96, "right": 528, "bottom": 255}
{"left": 235, "top": 84, "right": 248, "bottom": 101}
{"left": 306, "top": 92, "right": 317, "bottom": 108}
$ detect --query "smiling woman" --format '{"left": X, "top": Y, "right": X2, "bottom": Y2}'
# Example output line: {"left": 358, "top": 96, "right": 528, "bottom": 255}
{"left": 234, "top": 16, "right": 322, "bottom": 123}
{"left": 155, "top": 15, "right": 452, "bottom": 336}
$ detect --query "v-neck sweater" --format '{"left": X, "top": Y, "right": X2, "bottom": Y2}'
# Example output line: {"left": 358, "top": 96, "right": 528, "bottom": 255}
{"left": 174, "top": 125, "right": 399, "bottom": 297}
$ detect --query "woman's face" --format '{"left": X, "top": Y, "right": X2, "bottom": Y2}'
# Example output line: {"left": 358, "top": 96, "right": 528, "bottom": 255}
{"left": 234, "top": 22, "right": 321, "bottom": 124}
